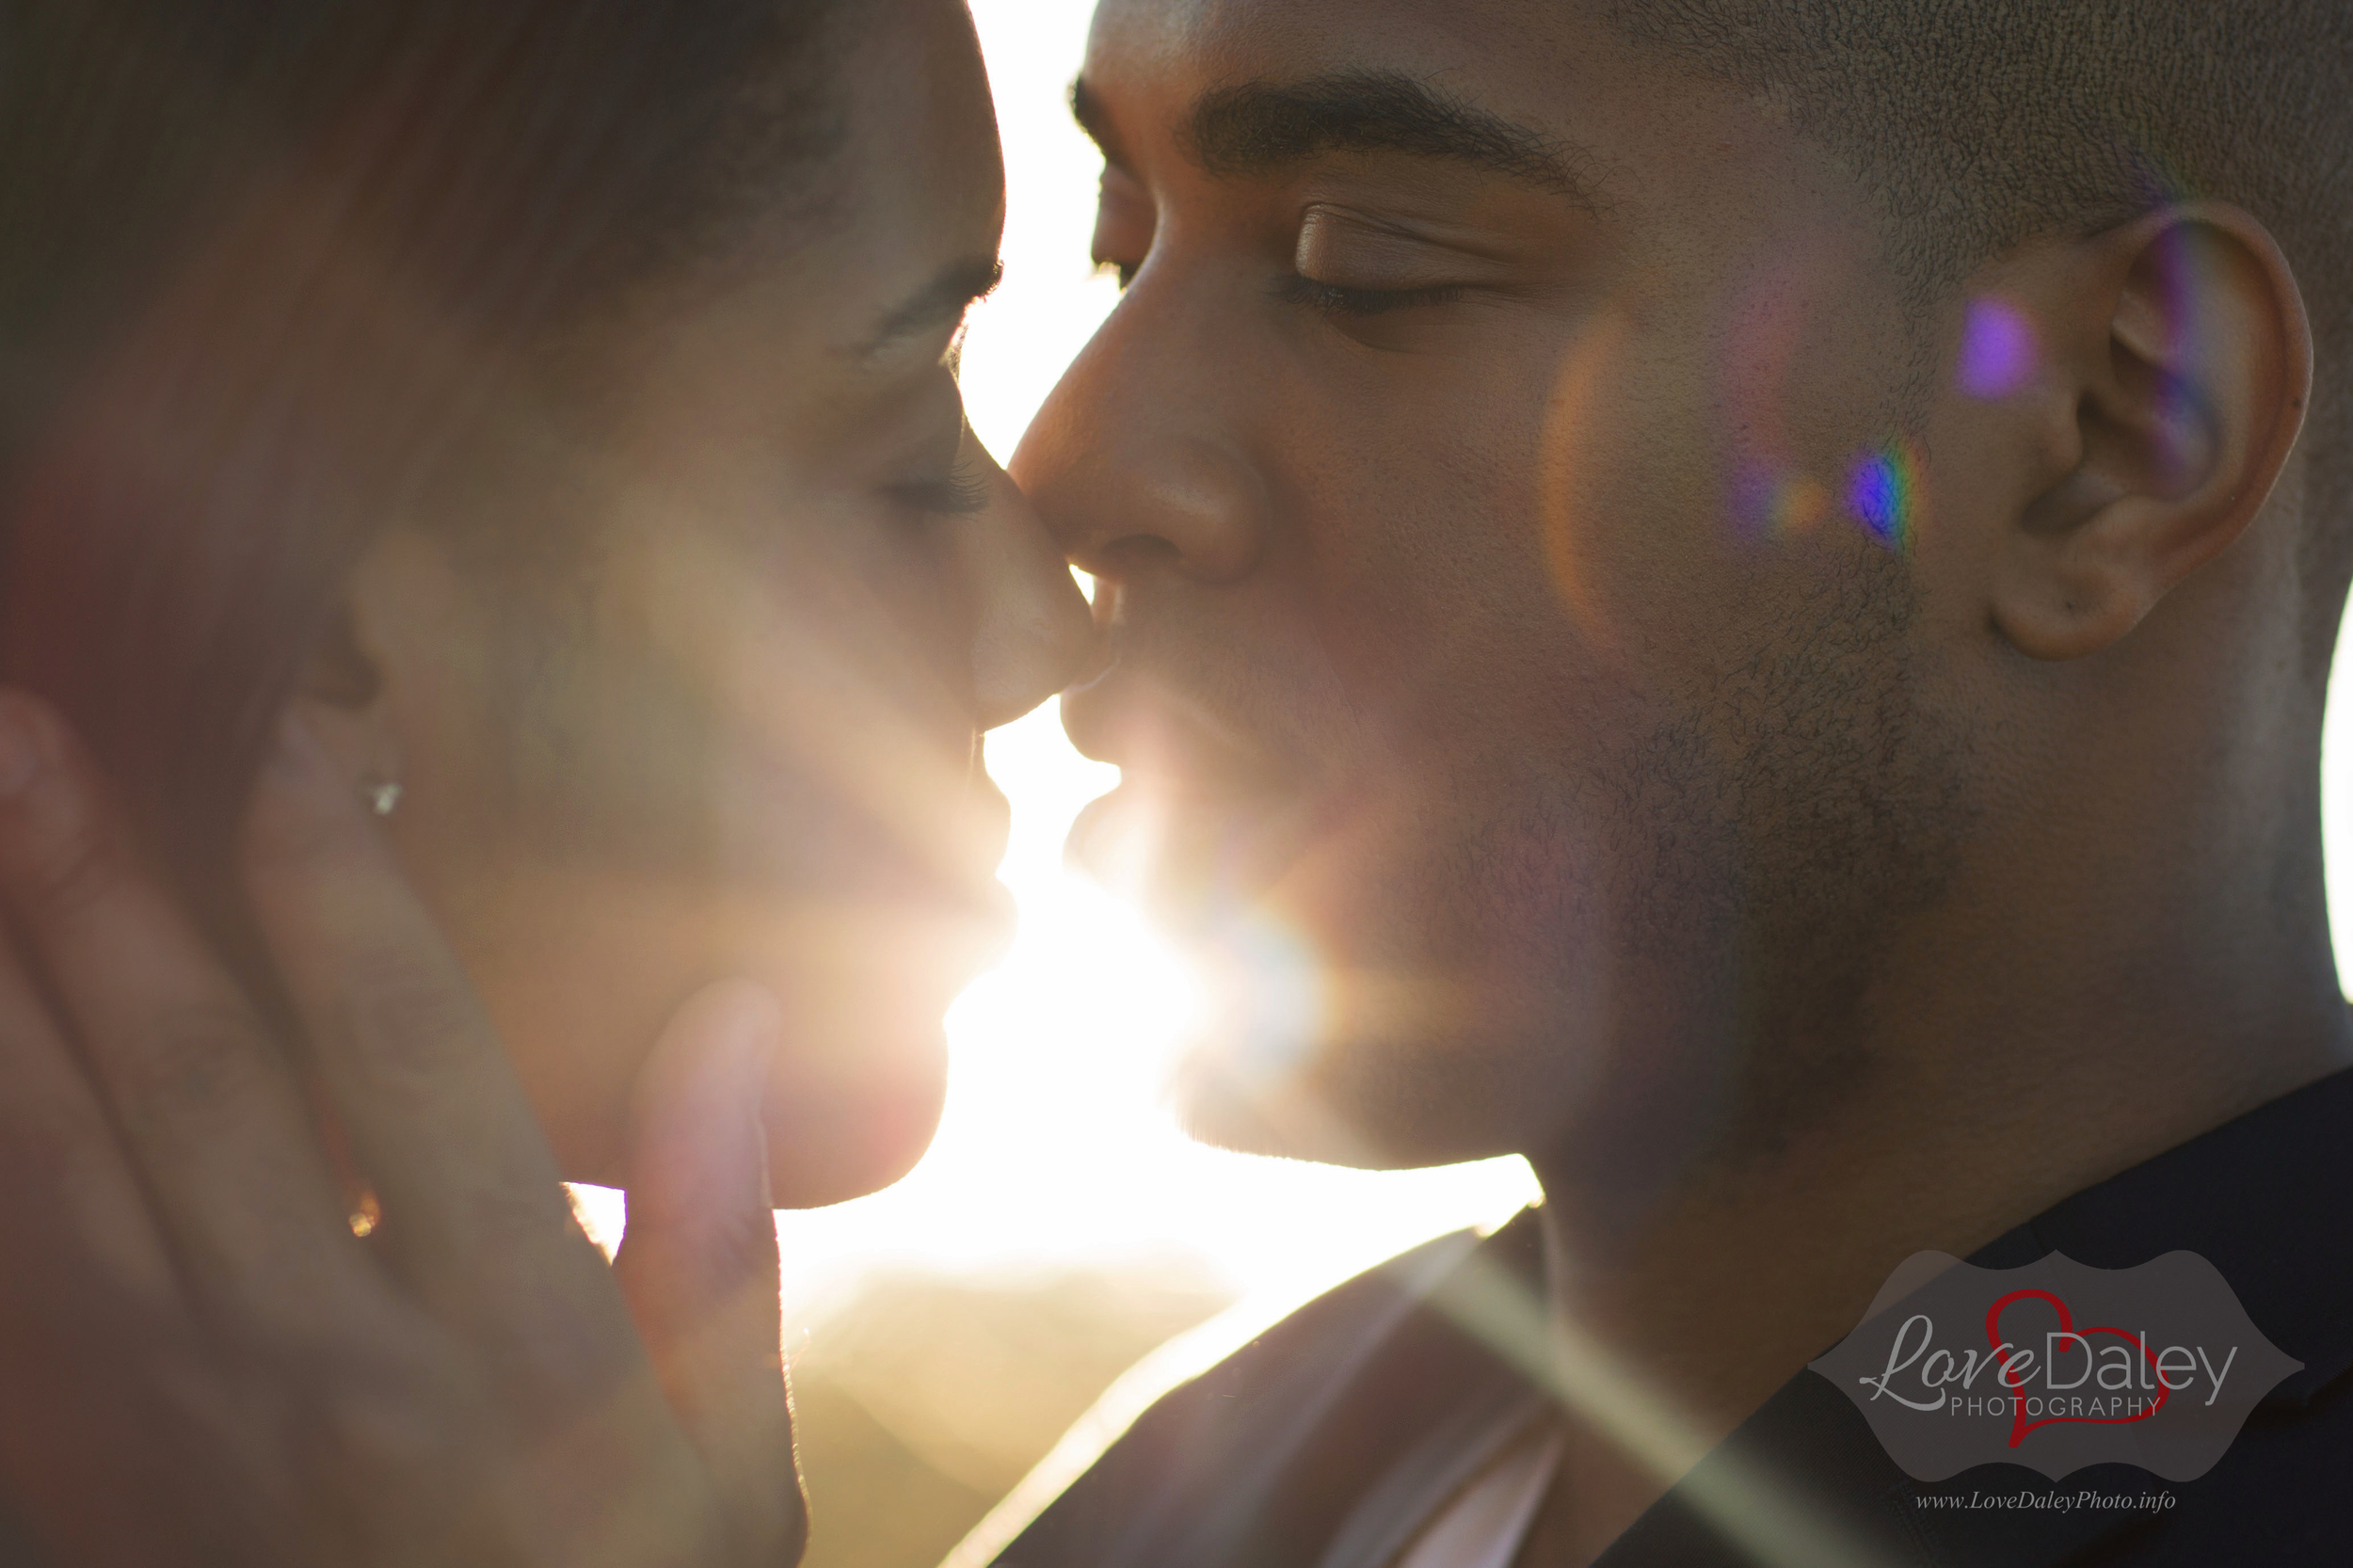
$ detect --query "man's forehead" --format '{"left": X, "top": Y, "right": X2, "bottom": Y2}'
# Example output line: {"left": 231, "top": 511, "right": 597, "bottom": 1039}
{"left": 1085, "top": 0, "right": 1652, "bottom": 98}
{"left": 1085, "top": 0, "right": 1594, "bottom": 72}
{"left": 1080, "top": 0, "right": 1693, "bottom": 174}
{"left": 1079, "top": 0, "right": 1869, "bottom": 244}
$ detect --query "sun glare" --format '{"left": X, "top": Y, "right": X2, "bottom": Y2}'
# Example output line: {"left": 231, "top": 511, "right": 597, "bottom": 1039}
{"left": 727, "top": 0, "right": 1540, "bottom": 1328}
{"left": 576, "top": 0, "right": 1539, "bottom": 1325}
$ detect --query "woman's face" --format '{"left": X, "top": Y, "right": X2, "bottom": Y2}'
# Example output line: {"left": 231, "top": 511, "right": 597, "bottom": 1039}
{"left": 299, "top": 0, "right": 1089, "bottom": 1206}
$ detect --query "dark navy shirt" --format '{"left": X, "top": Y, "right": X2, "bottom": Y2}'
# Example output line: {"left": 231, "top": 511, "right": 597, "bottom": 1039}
{"left": 999, "top": 1068, "right": 2353, "bottom": 1568}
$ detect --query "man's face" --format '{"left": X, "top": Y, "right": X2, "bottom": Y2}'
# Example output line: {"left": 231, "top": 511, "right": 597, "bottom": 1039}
{"left": 1016, "top": 0, "right": 1977, "bottom": 1183}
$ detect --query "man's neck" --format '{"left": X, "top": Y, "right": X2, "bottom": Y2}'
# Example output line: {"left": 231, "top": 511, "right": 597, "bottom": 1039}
{"left": 1519, "top": 875, "right": 2353, "bottom": 1559}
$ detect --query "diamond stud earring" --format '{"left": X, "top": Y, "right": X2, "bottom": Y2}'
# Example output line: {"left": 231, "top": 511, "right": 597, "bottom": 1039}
{"left": 362, "top": 779, "right": 403, "bottom": 817}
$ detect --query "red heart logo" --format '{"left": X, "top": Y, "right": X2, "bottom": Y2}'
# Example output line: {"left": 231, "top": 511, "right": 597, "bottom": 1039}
{"left": 1986, "top": 1288, "right": 2169, "bottom": 1448}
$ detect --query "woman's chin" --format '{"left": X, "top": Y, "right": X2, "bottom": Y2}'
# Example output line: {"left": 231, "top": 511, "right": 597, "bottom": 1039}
{"left": 484, "top": 885, "right": 984, "bottom": 1205}
{"left": 744, "top": 887, "right": 1011, "bottom": 1205}
{"left": 757, "top": 1021, "right": 950, "bottom": 1208}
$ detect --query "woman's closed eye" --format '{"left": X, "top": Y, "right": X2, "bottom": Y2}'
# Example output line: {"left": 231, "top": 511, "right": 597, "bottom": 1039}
{"left": 883, "top": 402, "right": 993, "bottom": 520}
{"left": 889, "top": 463, "right": 992, "bottom": 519}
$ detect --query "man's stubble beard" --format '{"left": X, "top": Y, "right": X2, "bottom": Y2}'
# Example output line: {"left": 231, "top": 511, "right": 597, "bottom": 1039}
{"left": 1172, "top": 538, "right": 1976, "bottom": 1210}
{"left": 1639, "top": 544, "right": 1976, "bottom": 1180}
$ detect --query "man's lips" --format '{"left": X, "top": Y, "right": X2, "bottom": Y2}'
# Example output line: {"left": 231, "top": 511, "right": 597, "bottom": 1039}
{"left": 1059, "top": 661, "right": 1297, "bottom": 794}
{"left": 1065, "top": 775, "right": 1307, "bottom": 931}
{"left": 1058, "top": 653, "right": 1325, "bottom": 925}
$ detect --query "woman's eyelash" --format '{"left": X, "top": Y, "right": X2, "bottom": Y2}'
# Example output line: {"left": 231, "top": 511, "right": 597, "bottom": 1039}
{"left": 892, "top": 466, "right": 992, "bottom": 518}
{"left": 1276, "top": 276, "right": 1467, "bottom": 317}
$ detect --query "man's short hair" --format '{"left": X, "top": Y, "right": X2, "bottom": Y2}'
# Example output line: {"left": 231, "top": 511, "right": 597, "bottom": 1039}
{"left": 1609, "top": 1, "right": 2353, "bottom": 676}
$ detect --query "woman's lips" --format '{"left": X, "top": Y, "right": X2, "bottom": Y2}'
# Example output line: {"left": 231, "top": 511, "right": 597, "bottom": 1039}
{"left": 970, "top": 874, "right": 1018, "bottom": 967}
{"left": 950, "top": 776, "right": 1018, "bottom": 963}
{"left": 920, "top": 763, "right": 1011, "bottom": 899}
{"left": 845, "top": 771, "right": 1015, "bottom": 972}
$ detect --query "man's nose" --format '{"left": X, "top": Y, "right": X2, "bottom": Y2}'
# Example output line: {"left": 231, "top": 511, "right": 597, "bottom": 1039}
{"left": 957, "top": 447, "right": 1099, "bottom": 728}
{"left": 1009, "top": 291, "right": 1270, "bottom": 587}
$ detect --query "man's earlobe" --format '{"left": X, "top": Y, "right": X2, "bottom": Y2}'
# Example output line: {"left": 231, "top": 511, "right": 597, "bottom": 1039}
{"left": 1991, "top": 204, "right": 2311, "bottom": 663}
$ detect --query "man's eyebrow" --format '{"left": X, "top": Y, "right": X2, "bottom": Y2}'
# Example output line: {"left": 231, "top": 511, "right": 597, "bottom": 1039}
{"left": 1182, "top": 70, "right": 1599, "bottom": 204}
{"left": 859, "top": 257, "right": 1004, "bottom": 358}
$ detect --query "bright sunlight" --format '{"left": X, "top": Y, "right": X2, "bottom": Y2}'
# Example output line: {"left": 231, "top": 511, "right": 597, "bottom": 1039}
{"left": 574, "top": 0, "right": 1539, "bottom": 1334}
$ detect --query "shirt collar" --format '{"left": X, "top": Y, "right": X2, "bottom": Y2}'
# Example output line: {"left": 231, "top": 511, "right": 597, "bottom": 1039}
{"left": 1591, "top": 1064, "right": 2353, "bottom": 1568}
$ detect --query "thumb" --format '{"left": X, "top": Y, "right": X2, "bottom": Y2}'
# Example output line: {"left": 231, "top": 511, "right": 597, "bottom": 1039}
{"left": 614, "top": 979, "right": 804, "bottom": 1562}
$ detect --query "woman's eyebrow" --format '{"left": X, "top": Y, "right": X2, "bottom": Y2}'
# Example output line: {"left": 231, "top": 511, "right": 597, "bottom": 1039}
{"left": 1168, "top": 69, "right": 1602, "bottom": 209}
{"left": 858, "top": 258, "right": 1005, "bottom": 359}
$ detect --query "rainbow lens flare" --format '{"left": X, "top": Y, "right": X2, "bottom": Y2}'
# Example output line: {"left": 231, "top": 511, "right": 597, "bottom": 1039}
{"left": 1846, "top": 440, "right": 1919, "bottom": 552}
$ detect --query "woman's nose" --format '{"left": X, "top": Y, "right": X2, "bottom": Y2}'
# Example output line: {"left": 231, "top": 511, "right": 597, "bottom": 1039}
{"left": 957, "top": 447, "right": 1099, "bottom": 729}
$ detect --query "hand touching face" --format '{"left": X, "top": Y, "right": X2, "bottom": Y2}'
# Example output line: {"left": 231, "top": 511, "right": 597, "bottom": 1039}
{"left": 0, "top": 696, "right": 804, "bottom": 1566}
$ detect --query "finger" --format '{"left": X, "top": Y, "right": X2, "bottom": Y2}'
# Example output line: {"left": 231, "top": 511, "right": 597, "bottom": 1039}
{"left": 237, "top": 712, "right": 622, "bottom": 1349}
{"left": 0, "top": 896, "right": 221, "bottom": 1562}
{"left": 0, "top": 691, "right": 368, "bottom": 1327}
{"left": 614, "top": 980, "right": 802, "bottom": 1562}
{"left": 0, "top": 918, "right": 179, "bottom": 1309}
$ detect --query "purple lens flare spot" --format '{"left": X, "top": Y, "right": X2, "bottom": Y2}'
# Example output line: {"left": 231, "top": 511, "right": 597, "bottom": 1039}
{"left": 1957, "top": 297, "right": 2039, "bottom": 398}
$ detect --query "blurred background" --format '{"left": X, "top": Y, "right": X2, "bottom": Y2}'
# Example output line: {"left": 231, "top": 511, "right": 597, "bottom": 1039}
{"left": 570, "top": 4, "right": 2353, "bottom": 1566}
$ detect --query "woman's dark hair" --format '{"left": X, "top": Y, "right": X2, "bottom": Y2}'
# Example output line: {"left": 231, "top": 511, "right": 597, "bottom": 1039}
{"left": 0, "top": 0, "right": 841, "bottom": 934}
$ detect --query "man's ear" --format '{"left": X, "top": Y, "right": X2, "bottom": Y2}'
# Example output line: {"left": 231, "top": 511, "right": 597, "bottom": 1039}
{"left": 1990, "top": 203, "right": 2312, "bottom": 662}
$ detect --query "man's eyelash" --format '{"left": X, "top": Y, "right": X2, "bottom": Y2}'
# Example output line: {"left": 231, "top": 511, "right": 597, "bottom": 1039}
{"left": 1276, "top": 276, "right": 1467, "bottom": 317}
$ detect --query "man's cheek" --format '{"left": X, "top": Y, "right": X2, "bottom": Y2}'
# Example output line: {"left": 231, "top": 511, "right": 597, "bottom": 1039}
{"left": 1186, "top": 786, "right": 1622, "bottom": 1162}
{"left": 1262, "top": 756, "right": 1577, "bottom": 974}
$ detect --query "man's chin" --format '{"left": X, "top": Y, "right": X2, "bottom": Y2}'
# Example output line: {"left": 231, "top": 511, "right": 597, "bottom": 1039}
{"left": 1168, "top": 1065, "right": 1391, "bottom": 1167}
{"left": 1165, "top": 1023, "right": 1526, "bottom": 1173}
